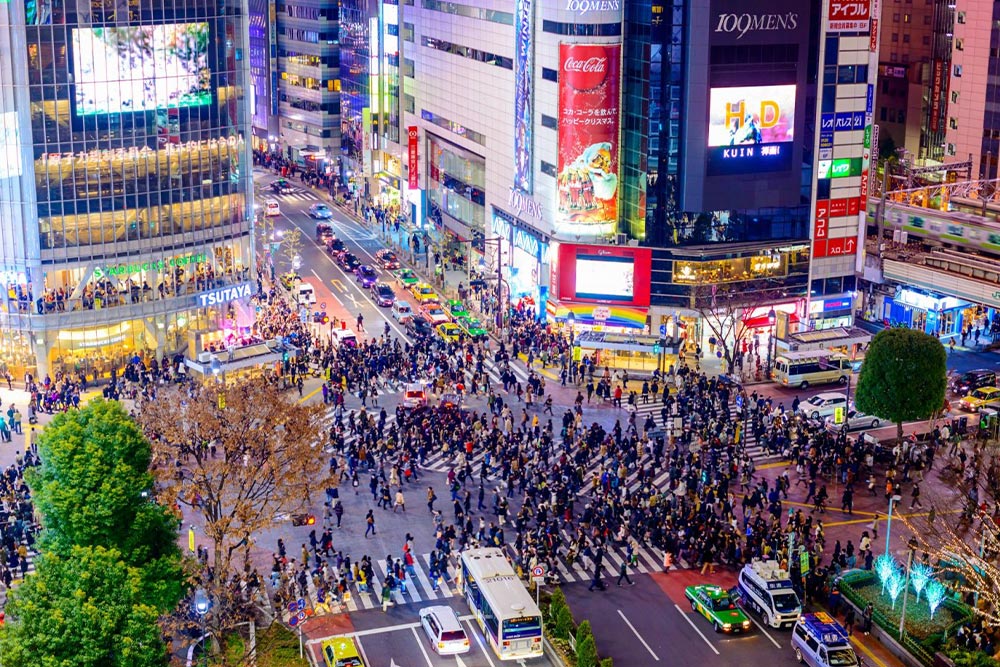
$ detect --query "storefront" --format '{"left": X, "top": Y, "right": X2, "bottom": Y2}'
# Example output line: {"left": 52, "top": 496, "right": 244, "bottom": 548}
{"left": 882, "top": 288, "right": 968, "bottom": 338}
{"left": 491, "top": 208, "right": 547, "bottom": 319}
{"left": 572, "top": 331, "right": 676, "bottom": 374}
{"left": 808, "top": 296, "right": 855, "bottom": 330}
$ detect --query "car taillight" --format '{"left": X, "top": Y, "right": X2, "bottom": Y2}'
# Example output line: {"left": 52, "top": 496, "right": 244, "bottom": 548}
{"left": 463, "top": 640, "right": 470, "bottom": 646}
{"left": 503, "top": 641, "right": 510, "bottom": 647}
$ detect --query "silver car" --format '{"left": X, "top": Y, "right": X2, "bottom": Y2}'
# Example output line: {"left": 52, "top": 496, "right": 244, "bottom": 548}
{"left": 825, "top": 408, "right": 881, "bottom": 431}
{"left": 799, "top": 392, "right": 848, "bottom": 421}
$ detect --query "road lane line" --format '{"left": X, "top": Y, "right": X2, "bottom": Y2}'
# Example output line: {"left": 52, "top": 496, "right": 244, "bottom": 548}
{"left": 742, "top": 608, "right": 782, "bottom": 649}
{"left": 673, "top": 604, "right": 719, "bottom": 655}
{"left": 411, "top": 626, "right": 436, "bottom": 667}
{"left": 465, "top": 618, "right": 498, "bottom": 667}
{"left": 616, "top": 609, "right": 660, "bottom": 661}
{"left": 355, "top": 635, "right": 372, "bottom": 666}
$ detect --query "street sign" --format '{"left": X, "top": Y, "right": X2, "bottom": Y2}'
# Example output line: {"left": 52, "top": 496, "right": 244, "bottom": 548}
{"left": 297, "top": 610, "right": 307, "bottom": 622}
{"left": 834, "top": 406, "right": 845, "bottom": 424}
{"left": 531, "top": 565, "right": 546, "bottom": 578}
{"left": 188, "top": 526, "right": 195, "bottom": 553}
{"left": 659, "top": 324, "right": 667, "bottom": 336}
{"left": 799, "top": 550, "right": 810, "bottom": 575}
{"left": 297, "top": 598, "right": 306, "bottom": 611}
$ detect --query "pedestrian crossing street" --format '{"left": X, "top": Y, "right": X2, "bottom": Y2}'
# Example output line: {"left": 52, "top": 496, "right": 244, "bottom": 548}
{"left": 276, "top": 538, "right": 666, "bottom": 622}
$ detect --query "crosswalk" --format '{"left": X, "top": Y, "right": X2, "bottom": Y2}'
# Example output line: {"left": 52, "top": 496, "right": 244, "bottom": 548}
{"left": 270, "top": 189, "right": 322, "bottom": 203}
{"left": 275, "top": 539, "right": 665, "bottom": 622}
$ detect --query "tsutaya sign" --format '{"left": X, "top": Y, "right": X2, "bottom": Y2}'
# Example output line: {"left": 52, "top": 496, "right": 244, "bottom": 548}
{"left": 197, "top": 282, "right": 253, "bottom": 307}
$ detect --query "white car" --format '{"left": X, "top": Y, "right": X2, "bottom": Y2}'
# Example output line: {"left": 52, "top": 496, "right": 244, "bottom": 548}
{"left": 419, "top": 605, "right": 470, "bottom": 655}
{"left": 265, "top": 200, "right": 281, "bottom": 217}
{"left": 309, "top": 203, "right": 333, "bottom": 219}
{"left": 825, "top": 408, "right": 881, "bottom": 431}
{"left": 800, "top": 392, "right": 848, "bottom": 421}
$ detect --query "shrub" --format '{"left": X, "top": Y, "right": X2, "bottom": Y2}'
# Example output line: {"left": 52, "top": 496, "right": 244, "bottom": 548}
{"left": 553, "top": 604, "right": 575, "bottom": 641}
{"left": 600, "top": 658, "right": 614, "bottom": 667}
{"left": 575, "top": 634, "right": 598, "bottom": 667}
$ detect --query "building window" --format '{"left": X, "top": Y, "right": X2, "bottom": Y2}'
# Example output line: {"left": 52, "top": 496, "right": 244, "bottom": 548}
{"left": 541, "top": 114, "right": 557, "bottom": 129}
{"left": 952, "top": 90, "right": 960, "bottom": 103}
{"left": 892, "top": 12, "right": 900, "bottom": 21}
{"left": 404, "top": 93, "right": 415, "bottom": 114}
{"left": 542, "top": 67, "right": 558, "bottom": 82}
{"left": 403, "top": 22, "right": 414, "bottom": 42}
{"left": 902, "top": 33, "right": 910, "bottom": 43}
{"left": 957, "top": 11, "right": 965, "bottom": 23}
{"left": 421, "top": 36, "right": 513, "bottom": 70}
{"left": 956, "top": 38, "right": 964, "bottom": 51}
{"left": 924, "top": 14, "right": 931, "bottom": 24}
{"left": 903, "top": 13, "right": 910, "bottom": 22}
{"left": 891, "top": 32, "right": 898, "bottom": 42}
{"left": 403, "top": 58, "right": 415, "bottom": 77}
{"left": 923, "top": 35, "right": 930, "bottom": 46}
{"left": 950, "top": 117, "right": 958, "bottom": 129}
{"left": 954, "top": 64, "right": 963, "bottom": 77}
{"left": 420, "top": 109, "right": 486, "bottom": 145}
{"left": 421, "top": 0, "right": 512, "bottom": 24}
{"left": 541, "top": 20, "right": 621, "bottom": 36}
{"left": 880, "top": 108, "right": 888, "bottom": 121}
{"left": 540, "top": 161, "right": 557, "bottom": 177}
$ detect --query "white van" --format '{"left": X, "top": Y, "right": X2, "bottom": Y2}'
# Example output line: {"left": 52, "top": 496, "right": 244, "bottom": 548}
{"left": 735, "top": 559, "right": 802, "bottom": 629}
{"left": 791, "top": 613, "right": 859, "bottom": 667}
{"left": 418, "top": 605, "right": 470, "bottom": 655}
{"left": 296, "top": 283, "right": 316, "bottom": 306}
{"left": 332, "top": 328, "right": 358, "bottom": 348}
{"left": 392, "top": 300, "right": 414, "bottom": 323}
{"left": 402, "top": 383, "right": 427, "bottom": 408}
{"left": 771, "top": 351, "right": 857, "bottom": 389}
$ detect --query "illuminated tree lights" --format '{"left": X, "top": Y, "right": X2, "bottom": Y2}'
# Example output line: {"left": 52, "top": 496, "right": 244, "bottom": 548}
{"left": 875, "top": 553, "right": 900, "bottom": 593}
{"left": 925, "top": 580, "right": 947, "bottom": 619}
{"left": 887, "top": 571, "right": 905, "bottom": 609}
{"left": 909, "top": 563, "right": 933, "bottom": 603}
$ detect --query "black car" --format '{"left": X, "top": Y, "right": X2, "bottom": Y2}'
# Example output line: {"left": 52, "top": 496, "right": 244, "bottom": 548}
{"left": 339, "top": 252, "right": 361, "bottom": 272}
{"left": 951, "top": 369, "right": 997, "bottom": 397}
{"left": 406, "top": 315, "right": 434, "bottom": 338}
{"left": 326, "top": 238, "right": 346, "bottom": 257}
{"left": 270, "top": 178, "right": 293, "bottom": 194}
{"left": 371, "top": 282, "right": 396, "bottom": 307}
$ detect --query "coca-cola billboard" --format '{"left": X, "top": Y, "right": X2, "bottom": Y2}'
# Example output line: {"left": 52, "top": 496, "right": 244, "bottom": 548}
{"left": 556, "top": 43, "right": 621, "bottom": 236}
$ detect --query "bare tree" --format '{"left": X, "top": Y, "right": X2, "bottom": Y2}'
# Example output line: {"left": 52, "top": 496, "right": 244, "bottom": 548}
{"left": 279, "top": 227, "right": 304, "bottom": 273}
{"left": 138, "top": 378, "right": 330, "bottom": 639}
{"left": 690, "top": 279, "right": 785, "bottom": 376}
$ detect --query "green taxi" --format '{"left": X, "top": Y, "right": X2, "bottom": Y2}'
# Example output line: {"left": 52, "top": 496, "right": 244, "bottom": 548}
{"left": 684, "top": 584, "right": 751, "bottom": 634}
{"left": 394, "top": 267, "right": 419, "bottom": 286}
{"left": 459, "top": 316, "right": 488, "bottom": 339}
{"left": 444, "top": 299, "right": 469, "bottom": 320}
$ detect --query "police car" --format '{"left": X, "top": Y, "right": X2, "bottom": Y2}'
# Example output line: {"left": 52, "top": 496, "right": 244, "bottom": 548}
{"left": 791, "top": 612, "right": 860, "bottom": 667}
{"left": 735, "top": 559, "right": 802, "bottom": 629}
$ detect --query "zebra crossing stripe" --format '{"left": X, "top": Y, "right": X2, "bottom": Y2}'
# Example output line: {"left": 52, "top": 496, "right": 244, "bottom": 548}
{"left": 377, "top": 559, "right": 415, "bottom": 605}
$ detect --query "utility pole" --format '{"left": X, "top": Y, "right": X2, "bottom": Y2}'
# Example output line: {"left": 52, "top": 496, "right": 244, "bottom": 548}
{"left": 496, "top": 239, "right": 504, "bottom": 331}
{"left": 876, "top": 168, "right": 889, "bottom": 264}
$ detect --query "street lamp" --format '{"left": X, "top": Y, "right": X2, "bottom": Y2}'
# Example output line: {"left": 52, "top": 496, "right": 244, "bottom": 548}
{"left": 898, "top": 536, "right": 919, "bottom": 639}
{"left": 767, "top": 308, "right": 776, "bottom": 374}
{"left": 885, "top": 492, "right": 903, "bottom": 554}
{"left": 194, "top": 587, "right": 211, "bottom": 667}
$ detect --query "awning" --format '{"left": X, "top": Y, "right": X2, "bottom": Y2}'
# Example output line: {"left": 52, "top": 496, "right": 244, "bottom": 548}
{"left": 743, "top": 313, "right": 800, "bottom": 330}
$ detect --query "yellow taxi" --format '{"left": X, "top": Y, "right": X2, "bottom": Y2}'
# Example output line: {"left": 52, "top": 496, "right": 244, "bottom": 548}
{"left": 959, "top": 385, "right": 1000, "bottom": 411}
{"left": 410, "top": 282, "right": 440, "bottom": 305}
{"left": 322, "top": 637, "right": 364, "bottom": 667}
{"left": 436, "top": 322, "right": 463, "bottom": 343}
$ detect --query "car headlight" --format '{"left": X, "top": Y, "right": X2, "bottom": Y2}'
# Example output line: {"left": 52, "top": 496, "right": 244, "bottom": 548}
{"left": 743, "top": 621, "right": 750, "bottom": 627}
{"left": 723, "top": 623, "right": 731, "bottom": 629}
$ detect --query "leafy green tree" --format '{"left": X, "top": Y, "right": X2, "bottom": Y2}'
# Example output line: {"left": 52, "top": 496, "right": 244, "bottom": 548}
{"left": 554, "top": 605, "right": 575, "bottom": 641}
{"left": 28, "top": 398, "right": 183, "bottom": 611}
{"left": 854, "top": 328, "right": 947, "bottom": 442}
{"left": 575, "top": 633, "right": 598, "bottom": 667}
{"left": 0, "top": 546, "right": 167, "bottom": 667}
{"left": 600, "top": 658, "right": 614, "bottom": 667}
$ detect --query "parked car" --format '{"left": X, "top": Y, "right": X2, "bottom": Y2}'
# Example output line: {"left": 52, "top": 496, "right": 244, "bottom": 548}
{"left": 371, "top": 282, "right": 396, "bottom": 307}
{"left": 355, "top": 265, "right": 378, "bottom": 288}
{"left": 799, "top": 392, "right": 848, "bottom": 421}
{"left": 309, "top": 203, "right": 333, "bottom": 219}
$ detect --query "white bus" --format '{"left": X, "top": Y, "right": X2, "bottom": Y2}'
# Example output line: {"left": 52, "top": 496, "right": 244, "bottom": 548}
{"left": 459, "top": 547, "right": 544, "bottom": 660}
{"left": 771, "top": 351, "right": 859, "bottom": 389}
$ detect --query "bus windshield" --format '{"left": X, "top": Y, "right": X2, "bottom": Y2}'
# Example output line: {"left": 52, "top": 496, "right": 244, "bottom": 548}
{"left": 502, "top": 616, "right": 542, "bottom": 639}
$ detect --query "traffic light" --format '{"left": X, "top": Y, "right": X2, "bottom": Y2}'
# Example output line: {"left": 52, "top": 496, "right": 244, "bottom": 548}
{"left": 282, "top": 351, "right": 289, "bottom": 362}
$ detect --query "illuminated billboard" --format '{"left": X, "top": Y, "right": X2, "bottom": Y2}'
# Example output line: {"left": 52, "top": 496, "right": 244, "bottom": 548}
{"left": 556, "top": 243, "right": 652, "bottom": 307}
{"left": 556, "top": 43, "right": 621, "bottom": 237}
{"left": 707, "top": 84, "right": 796, "bottom": 174}
{"left": 72, "top": 23, "right": 212, "bottom": 116}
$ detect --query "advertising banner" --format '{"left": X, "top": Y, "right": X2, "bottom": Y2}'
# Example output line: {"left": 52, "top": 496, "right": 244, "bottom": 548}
{"left": 707, "top": 84, "right": 796, "bottom": 174}
{"left": 930, "top": 60, "right": 944, "bottom": 132}
{"left": 361, "top": 108, "right": 373, "bottom": 176}
{"left": 556, "top": 43, "right": 622, "bottom": 235}
{"left": 827, "top": 0, "right": 871, "bottom": 33}
{"left": 514, "top": 0, "right": 534, "bottom": 193}
{"left": 407, "top": 126, "right": 418, "bottom": 189}
{"left": 556, "top": 243, "right": 652, "bottom": 307}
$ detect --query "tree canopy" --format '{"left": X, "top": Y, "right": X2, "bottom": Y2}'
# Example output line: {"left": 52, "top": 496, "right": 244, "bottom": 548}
{"left": 27, "top": 399, "right": 183, "bottom": 610}
{"left": 0, "top": 546, "right": 167, "bottom": 667}
{"left": 854, "top": 328, "right": 947, "bottom": 440}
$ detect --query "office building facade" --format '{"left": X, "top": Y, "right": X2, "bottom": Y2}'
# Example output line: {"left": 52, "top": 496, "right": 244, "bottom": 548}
{"left": 0, "top": 0, "right": 255, "bottom": 379}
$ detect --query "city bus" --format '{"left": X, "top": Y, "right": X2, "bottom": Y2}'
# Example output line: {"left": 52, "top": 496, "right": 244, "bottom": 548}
{"left": 771, "top": 351, "right": 858, "bottom": 389}
{"left": 459, "top": 547, "right": 543, "bottom": 660}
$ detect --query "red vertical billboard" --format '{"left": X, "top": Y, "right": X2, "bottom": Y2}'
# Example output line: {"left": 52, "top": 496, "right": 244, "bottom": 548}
{"left": 556, "top": 43, "right": 621, "bottom": 236}
{"left": 407, "top": 126, "right": 418, "bottom": 189}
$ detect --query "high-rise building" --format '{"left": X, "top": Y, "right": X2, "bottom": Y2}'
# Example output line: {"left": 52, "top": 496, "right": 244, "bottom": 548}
{"left": 274, "top": 0, "right": 341, "bottom": 167}
{"left": 249, "top": 0, "right": 280, "bottom": 152}
{"left": 0, "top": 0, "right": 256, "bottom": 379}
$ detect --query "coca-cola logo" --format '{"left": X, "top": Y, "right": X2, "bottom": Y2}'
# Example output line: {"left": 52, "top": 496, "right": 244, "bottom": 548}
{"left": 562, "top": 48, "right": 610, "bottom": 90}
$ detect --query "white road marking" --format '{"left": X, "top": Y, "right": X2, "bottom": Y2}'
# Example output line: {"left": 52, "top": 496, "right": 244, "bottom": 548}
{"left": 674, "top": 603, "right": 720, "bottom": 655}
{"left": 742, "top": 607, "right": 782, "bottom": 649}
{"left": 465, "top": 618, "right": 497, "bottom": 667}
{"left": 411, "top": 626, "right": 436, "bottom": 667}
{"left": 355, "top": 635, "right": 372, "bottom": 666}
{"left": 617, "top": 609, "right": 660, "bottom": 661}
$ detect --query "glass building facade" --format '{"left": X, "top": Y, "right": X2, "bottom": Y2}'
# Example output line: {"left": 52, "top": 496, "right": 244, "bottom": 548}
{"left": 0, "top": 0, "right": 255, "bottom": 379}
{"left": 339, "top": 0, "right": 373, "bottom": 180}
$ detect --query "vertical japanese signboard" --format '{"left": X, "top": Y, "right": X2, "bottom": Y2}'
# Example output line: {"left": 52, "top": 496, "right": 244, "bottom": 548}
{"left": 513, "top": 0, "right": 534, "bottom": 194}
{"left": 556, "top": 43, "right": 622, "bottom": 235}
{"left": 407, "top": 126, "right": 418, "bottom": 189}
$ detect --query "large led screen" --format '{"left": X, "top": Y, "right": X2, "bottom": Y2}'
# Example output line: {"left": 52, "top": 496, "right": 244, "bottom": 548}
{"left": 706, "top": 84, "right": 796, "bottom": 175}
{"left": 574, "top": 256, "right": 634, "bottom": 302}
{"left": 72, "top": 23, "right": 212, "bottom": 116}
